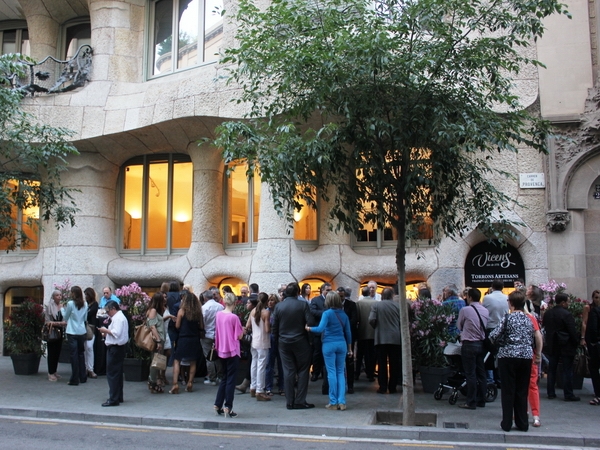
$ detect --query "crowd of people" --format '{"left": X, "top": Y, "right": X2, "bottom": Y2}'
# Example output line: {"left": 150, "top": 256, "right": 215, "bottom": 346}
{"left": 41, "top": 277, "right": 600, "bottom": 429}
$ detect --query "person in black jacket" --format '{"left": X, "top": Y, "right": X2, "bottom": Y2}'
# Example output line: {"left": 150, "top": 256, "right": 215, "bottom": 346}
{"left": 543, "top": 292, "right": 580, "bottom": 401}
{"left": 339, "top": 287, "right": 358, "bottom": 394}
{"left": 585, "top": 290, "right": 600, "bottom": 405}
{"left": 309, "top": 283, "right": 331, "bottom": 385}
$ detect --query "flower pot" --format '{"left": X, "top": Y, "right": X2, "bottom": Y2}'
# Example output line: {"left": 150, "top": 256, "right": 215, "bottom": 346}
{"left": 419, "top": 365, "right": 453, "bottom": 393}
{"left": 123, "top": 358, "right": 150, "bottom": 382}
{"left": 10, "top": 353, "right": 41, "bottom": 375}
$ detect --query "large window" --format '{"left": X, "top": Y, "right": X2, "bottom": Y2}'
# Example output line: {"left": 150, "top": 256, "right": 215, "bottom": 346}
{"left": 0, "top": 179, "right": 39, "bottom": 252}
{"left": 149, "top": 0, "right": 223, "bottom": 76}
{"left": 120, "top": 154, "right": 193, "bottom": 254}
{"left": 224, "top": 164, "right": 260, "bottom": 246}
{"left": 293, "top": 189, "right": 318, "bottom": 242}
{"left": 0, "top": 22, "right": 29, "bottom": 56}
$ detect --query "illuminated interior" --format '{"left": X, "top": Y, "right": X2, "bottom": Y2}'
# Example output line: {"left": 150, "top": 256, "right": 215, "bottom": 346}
{"left": 226, "top": 164, "right": 261, "bottom": 245}
{"left": 293, "top": 190, "right": 318, "bottom": 241}
{"left": 122, "top": 156, "right": 192, "bottom": 252}
{"left": 0, "top": 179, "right": 39, "bottom": 251}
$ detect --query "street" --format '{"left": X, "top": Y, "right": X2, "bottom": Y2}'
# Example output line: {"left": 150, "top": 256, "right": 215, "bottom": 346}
{"left": 0, "top": 416, "right": 588, "bottom": 450}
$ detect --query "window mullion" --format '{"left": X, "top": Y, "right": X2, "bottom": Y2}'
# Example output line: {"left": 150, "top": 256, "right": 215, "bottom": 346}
{"left": 166, "top": 154, "right": 174, "bottom": 255}
{"left": 141, "top": 157, "right": 150, "bottom": 255}
{"left": 172, "top": 0, "right": 179, "bottom": 73}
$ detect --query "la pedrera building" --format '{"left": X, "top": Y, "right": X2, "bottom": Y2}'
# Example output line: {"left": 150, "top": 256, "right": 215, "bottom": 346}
{"left": 0, "top": 0, "right": 598, "bottom": 337}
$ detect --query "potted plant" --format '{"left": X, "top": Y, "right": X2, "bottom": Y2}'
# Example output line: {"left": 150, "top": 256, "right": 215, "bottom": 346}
{"left": 3, "top": 299, "right": 46, "bottom": 375}
{"left": 115, "top": 282, "right": 152, "bottom": 381}
{"left": 409, "top": 296, "right": 455, "bottom": 393}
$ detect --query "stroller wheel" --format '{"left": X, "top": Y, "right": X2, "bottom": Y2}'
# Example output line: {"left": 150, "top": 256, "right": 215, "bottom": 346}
{"left": 485, "top": 383, "right": 498, "bottom": 402}
{"left": 449, "top": 391, "right": 459, "bottom": 405}
{"left": 434, "top": 387, "right": 444, "bottom": 400}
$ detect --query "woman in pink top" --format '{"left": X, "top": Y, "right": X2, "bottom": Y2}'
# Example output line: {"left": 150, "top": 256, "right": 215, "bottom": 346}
{"left": 214, "top": 292, "right": 244, "bottom": 418}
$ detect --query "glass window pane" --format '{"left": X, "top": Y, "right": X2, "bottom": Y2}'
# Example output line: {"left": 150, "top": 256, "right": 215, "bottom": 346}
{"left": 294, "top": 195, "right": 317, "bottom": 241}
{"left": 2, "top": 30, "right": 16, "bottom": 54}
{"left": 171, "top": 162, "right": 193, "bottom": 248}
{"left": 228, "top": 167, "right": 248, "bottom": 244}
{"left": 204, "top": 0, "right": 223, "bottom": 63}
{"left": 20, "top": 30, "right": 30, "bottom": 56}
{"left": 147, "top": 162, "right": 168, "bottom": 249}
{"left": 123, "top": 164, "right": 143, "bottom": 250}
{"left": 65, "top": 23, "right": 91, "bottom": 59}
{"left": 252, "top": 174, "right": 260, "bottom": 243}
{"left": 177, "top": 0, "right": 199, "bottom": 70}
{"left": 153, "top": 0, "right": 174, "bottom": 75}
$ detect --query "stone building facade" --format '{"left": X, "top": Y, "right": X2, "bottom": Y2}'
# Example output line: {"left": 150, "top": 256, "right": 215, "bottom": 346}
{"left": 0, "top": 0, "right": 598, "bottom": 348}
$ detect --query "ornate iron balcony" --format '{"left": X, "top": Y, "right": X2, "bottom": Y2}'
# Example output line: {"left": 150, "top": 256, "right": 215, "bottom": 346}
{"left": 10, "top": 45, "right": 93, "bottom": 96}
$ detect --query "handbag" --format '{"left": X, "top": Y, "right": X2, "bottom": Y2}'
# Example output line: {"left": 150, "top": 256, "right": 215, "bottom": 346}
{"left": 42, "top": 323, "right": 62, "bottom": 342}
{"left": 471, "top": 305, "right": 493, "bottom": 353}
{"left": 575, "top": 345, "right": 591, "bottom": 378}
{"left": 151, "top": 353, "right": 167, "bottom": 371}
{"left": 86, "top": 323, "right": 95, "bottom": 340}
{"left": 134, "top": 324, "right": 156, "bottom": 352}
{"left": 207, "top": 344, "right": 219, "bottom": 362}
{"left": 492, "top": 314, "right": 510, "bottom": 350}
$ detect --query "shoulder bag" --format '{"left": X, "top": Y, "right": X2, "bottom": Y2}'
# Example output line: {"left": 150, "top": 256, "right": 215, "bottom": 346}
{"left": 134, "top": 324, "right": 156, "bottom": 352}
{"left": 470, "top": 305, "right": 493, "bottom": 352}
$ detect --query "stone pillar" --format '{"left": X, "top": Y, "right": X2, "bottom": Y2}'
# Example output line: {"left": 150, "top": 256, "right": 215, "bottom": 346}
{"left": 89, "top": 0, "right": 145, "bottom": 82}
{"left": 19, "top": 1, "right": 59, "bottom": 61}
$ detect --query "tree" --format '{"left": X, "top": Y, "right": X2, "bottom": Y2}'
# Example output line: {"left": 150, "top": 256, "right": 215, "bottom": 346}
{"left": 212, "top": 0, "right": 568, "bottom": 424}
{"left": 0, "top": 54, "right": 79, "bottom": 251}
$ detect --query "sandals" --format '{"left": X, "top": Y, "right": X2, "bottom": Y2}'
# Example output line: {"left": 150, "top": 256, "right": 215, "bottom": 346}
{"left": 185, "top": 382, "right": 193, "bottom": 393}
{"left": 169, "top": 385, "right": 180, "bottom": 395}
{"left": 148, "top": 381, "right": 164, "bottom": 394}
{"left": 532, "top": 417, "right": 541, "bottom": 427}
{"left": 214, "top": 405, "right": 224, "bottom": 416}
{"left": 223, "top": 407, "right": 237, "bottom": 418}
{"left": 590, "top": 397, "right": 600, "bottom": 405}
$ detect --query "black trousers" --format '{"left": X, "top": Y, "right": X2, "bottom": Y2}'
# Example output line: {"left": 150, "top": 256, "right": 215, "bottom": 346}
{"left": 498, "top": 357, "right": 531, "bottom": 432}
{"left": 279, "top": 339, "right": 312, "bottom": 407}
{"left": 67, "top": 334, "right": 87, "bottom": 384}
{"left": 46, "top": 339, "right": 62, "bottom": 375}
{"left": 376, "top": 344, "right": 401, "bottom": 392}
{"left": 355, "top": 339, "right": 376, "bottom": 379}
{"left": 106, "top": 344, "right": 126, "bottom": 403}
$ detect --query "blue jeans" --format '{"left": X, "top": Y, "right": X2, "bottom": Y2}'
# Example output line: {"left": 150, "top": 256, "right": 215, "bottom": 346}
{"left": 215, "top": 356, "right": 239, "bottom": 410}
{"left": 67, "top": 334, "right": 87, "bottom": 384}
{"left": 461, "top": 340, "right": 487, "bottom": 406}
{"left": 266, "top": 334, "right": 283, "bottom": 392}
{"left": 322, "top": 340, "right": 347, "bottom": 406}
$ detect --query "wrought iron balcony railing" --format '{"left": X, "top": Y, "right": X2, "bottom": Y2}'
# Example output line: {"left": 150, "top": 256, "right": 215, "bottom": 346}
{"left": 10, "top": 45, "right": 93, "bottom": 96}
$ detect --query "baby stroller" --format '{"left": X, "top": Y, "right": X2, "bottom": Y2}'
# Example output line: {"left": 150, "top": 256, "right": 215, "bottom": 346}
{"left": 433, "top": 341, "right": 498, "bottom": 405}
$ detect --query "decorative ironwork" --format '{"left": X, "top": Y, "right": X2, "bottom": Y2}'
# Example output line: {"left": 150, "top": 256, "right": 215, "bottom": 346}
{"left": 9, "top": 45, "right": 93, "bottom": 96}
{"left": 546, "top": 210, "right": 571, "bottom": 232}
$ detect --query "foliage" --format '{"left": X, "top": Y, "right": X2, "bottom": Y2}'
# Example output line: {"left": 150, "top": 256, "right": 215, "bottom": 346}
{"left": 212, "top": 0, "right": 568, "bottom": 423}
{"left": 409, "top": 297, "right": 454, "bottom": 367}
{"left": 0, "top": 53, "right": 79, "bottom": 251}
{"left": 115, "top": 282, "right": 152, "bottom": 360}
{"left": 3, "top": 299, "right": 46, "bottom": 356}
{"left": 52, "top": 278, "right": 72, "bottom": 301}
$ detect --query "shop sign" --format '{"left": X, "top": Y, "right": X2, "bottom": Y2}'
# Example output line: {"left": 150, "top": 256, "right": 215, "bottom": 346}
{"left": 464, "top": 240, "right": 525, "bottom": 288}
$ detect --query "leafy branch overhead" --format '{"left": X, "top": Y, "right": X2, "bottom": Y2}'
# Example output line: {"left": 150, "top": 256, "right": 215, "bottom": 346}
{"left": 0, "top": 53, "right": 79, "bottom": 251}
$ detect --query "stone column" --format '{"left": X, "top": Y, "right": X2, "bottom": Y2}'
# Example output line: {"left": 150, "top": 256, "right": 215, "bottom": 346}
{"left": 19, "top": 0, "right": 59, "bottom": 61}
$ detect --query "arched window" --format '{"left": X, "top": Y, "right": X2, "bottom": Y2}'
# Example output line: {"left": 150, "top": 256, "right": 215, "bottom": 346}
{"left": 120, "top": 154, "right": 193, "bottom": 254}
{"left": 149, "top": 0, "right": 223, "bottom": 77}
{"left": 0, "top": 21, "right": 29, "bottom": 56}
{"left": 224, "top": 163, "right": 260, "bottom": 246}
{"left": 61, "top": 18, "right": 91, "bottom": 59}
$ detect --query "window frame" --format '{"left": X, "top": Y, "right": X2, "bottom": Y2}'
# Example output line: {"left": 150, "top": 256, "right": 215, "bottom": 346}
{"left": 58, "top": 17, "right": 91, "bottom": 60}
{"left": 223, "top": 163, "right": 260, "bottom": 249}
{"left": 118, "top": 153, "right": 193, "bottom": 256}
{"left": 146, "top": 0, "right": 224, "bottom": 79}
{"left": 0, "top": 178, "right": 40, "bottom": 253}
{"left": 0, "top": 20, "right": 29, "bottom": 56}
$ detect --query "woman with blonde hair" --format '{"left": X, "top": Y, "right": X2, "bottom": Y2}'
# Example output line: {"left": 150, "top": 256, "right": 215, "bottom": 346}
{"left": 170, "top": 290, "right": 204, "bottom": 394}
{"left": 214, "top": 292, "right": 244, "bottom": 418}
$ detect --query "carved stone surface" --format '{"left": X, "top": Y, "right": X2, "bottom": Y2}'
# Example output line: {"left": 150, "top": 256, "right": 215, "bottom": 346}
{"left": 546, "top": 210, "right": 572, "bottom": 232}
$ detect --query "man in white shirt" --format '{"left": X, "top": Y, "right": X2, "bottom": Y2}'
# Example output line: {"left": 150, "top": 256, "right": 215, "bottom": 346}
{"left": 201, "top": 290, "right": 224, "bottom": 385}
{"left": 98, "top": 301, "right": 129, "bottom": 406}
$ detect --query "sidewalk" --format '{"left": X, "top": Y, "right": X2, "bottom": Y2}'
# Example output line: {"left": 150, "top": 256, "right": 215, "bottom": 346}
{"left": 2, "top": 356, "right": 599, "bottom": 447}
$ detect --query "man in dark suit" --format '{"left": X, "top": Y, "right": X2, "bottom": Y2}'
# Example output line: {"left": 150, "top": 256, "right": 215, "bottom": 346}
{"left": 340, "top": 287, "right": 358, "bottom": 394}
{"left": 272, "top": 282, "right": 315, "bottom": 409}
{"left": 544, "top": 292, "right": 580, "bottom": 401}
{"left": 309, "top": 283, "right": 332, "bottom": 384}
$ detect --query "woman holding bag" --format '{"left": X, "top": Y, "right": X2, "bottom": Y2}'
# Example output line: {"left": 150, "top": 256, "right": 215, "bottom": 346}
{"left": 147, "top": 292, "right": 166, "bottom": 393}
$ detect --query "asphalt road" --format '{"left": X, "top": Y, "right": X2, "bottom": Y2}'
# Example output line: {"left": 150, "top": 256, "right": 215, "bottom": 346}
{"left": 0, "top": 416, "right": 589, "bottom": 450}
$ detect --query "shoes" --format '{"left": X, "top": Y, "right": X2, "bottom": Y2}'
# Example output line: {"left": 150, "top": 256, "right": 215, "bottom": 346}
{"left": 500, "top": 421, "right": 511, "bottom": 432}
{"left": 48, "top": 374, "right": 57, "bottom": 382}
{"left": 204, "top": 379, "right": 217, "bottom": 386}
{"left": 235, "top": 379, "right": 250, "bottom": 394}
{"left": 54, "top": 373, "right": 62, "bottom": 379}
{"left": 348, "top": 387, "right": 354, "bottom": 394}
{"left": 338, "top": 404, "right": 346, "bottom": 411}
{"left": 67, "top": 381, "right": 79, "bottom": 386}
{"left": 564, "top": 396, "right": 581, "bottom": 402}
{"left": 185, "top": 383, "right": 193, "bottom": 392}
{"left": 265, "top": 391, "right": 274, "bottom": 396}
{"left": 590, "top": 397, "right": 600, "bottom": 405}
{"left": 325, "top": 403, "right": 338, "bottom": 410}
{"left": 169, "top": 385, "right": 180, "bottom": 395}
{"left": 214, "top": 405, "right": 224, "bottom": 416}
{"left": 223, "top": 407, "right": 237, "bottom": 418}
{"left": 279, "top": 390, "right": 286, "bottom": 396}
{"left": 102, "top": 401, "right": 119, "bottom": 407}
{"left": 286, "top": 404, "right": 294, "bottom": 410}
{"left": 547, "top": 394, "right": 556, "bottom": 399}
{"left": 388, "top": 389, "right": 397, "bottom": 394}
{"left": 476, "top": 402, "right": 486, "bottom": 407}
{"left": 256, "top": 393, "right": 271, "bottom": 401}
{"left": 458, "top": 403, "right": 476, "bottom": 410}
{"left": 376, "top": 388, "right": 386, "bottom": 394}
{"left": 293, "top": 403, "right": 315, "bottom": 409}
{"left": 533, "top": 417, "right": 541, "bottom": 427}
{"left": 87, "top": 370, "right": 98, "bottom": 379}
{"left": 250, "top": 389, "right": 256, "bottom": 398}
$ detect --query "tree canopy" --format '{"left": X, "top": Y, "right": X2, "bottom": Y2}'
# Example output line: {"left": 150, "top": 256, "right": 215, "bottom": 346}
{"left": 212, "top": 0, "right": 568, "bottom": 424}
{"left": 0, "top": 54, "right": 79, "bottom": 251}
